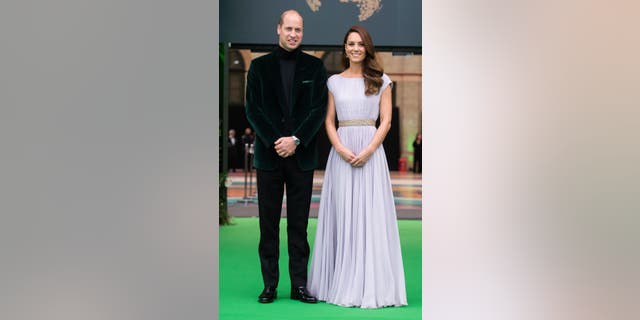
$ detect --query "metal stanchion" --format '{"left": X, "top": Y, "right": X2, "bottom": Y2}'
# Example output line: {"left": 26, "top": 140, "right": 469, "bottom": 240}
{"left": 243, "top": 143, "right": 256, "bottom": 206}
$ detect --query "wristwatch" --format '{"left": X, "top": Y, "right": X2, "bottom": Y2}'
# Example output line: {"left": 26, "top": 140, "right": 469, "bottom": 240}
{"left": 292, "top": 136, "right": 300, "bottom": 146}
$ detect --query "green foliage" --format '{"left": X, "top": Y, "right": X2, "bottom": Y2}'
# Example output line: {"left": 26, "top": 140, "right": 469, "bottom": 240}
{"left": 219, "top": 171, "right": 231, "bottom": 225}
{"left": 219, "top": 43, "right": 231, "bottom": 226}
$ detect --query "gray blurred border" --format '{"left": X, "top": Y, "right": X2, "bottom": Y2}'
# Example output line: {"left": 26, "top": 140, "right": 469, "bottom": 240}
{"left": 1, "top": 1, "right": 219, "bottom": 319}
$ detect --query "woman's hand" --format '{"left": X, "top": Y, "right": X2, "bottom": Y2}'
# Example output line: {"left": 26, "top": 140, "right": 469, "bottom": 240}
{"left": 336, "top": 145, "right": 356, "bottom": 163}
{"left": 350, "top": 148, "right": 373, "bottom": 167}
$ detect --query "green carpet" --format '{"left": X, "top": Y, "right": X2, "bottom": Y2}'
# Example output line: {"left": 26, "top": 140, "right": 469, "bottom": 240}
{"left": 220, "top": 217, "right": 422, "bottom": 320}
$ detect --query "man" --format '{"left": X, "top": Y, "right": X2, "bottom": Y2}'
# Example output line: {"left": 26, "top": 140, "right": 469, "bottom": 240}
{"left": 241, "top": 127, "right": 255, "bottom": 146}
{"left": 241, "top": 127, "right": 255, "bottom": 172}
{"left": 245, "top": 9, "right": 327, "bottom": 304}
{"left": 227, "top": 129, "right": 239, "bottom": 172}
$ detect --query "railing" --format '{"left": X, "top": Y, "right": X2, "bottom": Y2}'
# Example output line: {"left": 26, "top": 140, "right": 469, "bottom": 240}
{"left": 242, "top": 143, "right": 257, "bottom": 205}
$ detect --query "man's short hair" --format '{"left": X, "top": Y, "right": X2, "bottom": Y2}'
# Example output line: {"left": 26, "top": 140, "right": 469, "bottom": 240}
{"left": 278, "top": 9, "right": 303, "bottom": 26}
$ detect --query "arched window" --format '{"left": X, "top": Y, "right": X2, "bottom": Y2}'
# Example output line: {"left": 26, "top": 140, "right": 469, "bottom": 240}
{"left": 228, "top": 49, "right": 245, "bottom": 107}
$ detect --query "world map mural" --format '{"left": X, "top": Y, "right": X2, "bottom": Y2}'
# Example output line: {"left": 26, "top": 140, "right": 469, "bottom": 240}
{"left": 305, "top": 0, "right": 382, "bottom": 21}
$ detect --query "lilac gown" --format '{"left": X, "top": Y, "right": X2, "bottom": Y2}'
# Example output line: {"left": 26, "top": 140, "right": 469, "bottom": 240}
{"left": 308, "top": 74, "right": 407, "bottom": 308}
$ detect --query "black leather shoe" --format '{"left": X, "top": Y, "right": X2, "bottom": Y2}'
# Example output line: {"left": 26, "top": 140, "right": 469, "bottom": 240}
{"left": 290, "top": 286, "right": 317, "bottom": 303}
{"left": 258, "top": 286, "right": 277, "bottom": 303}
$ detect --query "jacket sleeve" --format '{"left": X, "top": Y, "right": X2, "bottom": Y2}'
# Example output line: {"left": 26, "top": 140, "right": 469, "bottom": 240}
{"left": 292, "top": 61, "right": 328, "bottom": 147}
{"left": 244, "top": 61, "right": 282, "bottom": 148}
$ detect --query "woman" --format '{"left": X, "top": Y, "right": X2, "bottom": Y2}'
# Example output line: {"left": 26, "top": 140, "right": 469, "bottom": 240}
{"left": 413, "top": 133, "right": 422, "bottom": 173}
{"left": 307, "top": 26, "right": 407, "bottom": 308}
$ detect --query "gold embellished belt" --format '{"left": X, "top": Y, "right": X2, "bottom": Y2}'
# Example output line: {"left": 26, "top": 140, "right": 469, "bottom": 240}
{"left": 339, "top": 119, "right": 376, "bottom": 127}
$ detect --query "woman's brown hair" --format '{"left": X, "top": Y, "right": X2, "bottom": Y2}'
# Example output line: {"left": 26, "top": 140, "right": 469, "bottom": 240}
{"left": 342, "top": 25, "right": 384, "bottom": 96}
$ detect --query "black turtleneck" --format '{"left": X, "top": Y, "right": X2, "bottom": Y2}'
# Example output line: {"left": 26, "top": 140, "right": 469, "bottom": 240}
{"left": 278, "top": 46, "right": 300, "bottom": 113}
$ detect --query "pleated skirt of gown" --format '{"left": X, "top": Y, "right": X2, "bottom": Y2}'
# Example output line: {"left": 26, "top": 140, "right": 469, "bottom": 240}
{"left": 308, "top": 125, "right": 407, "bottom": 308}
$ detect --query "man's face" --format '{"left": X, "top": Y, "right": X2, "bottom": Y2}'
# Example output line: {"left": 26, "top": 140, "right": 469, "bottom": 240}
{"left": 277, "top": 13, "right": 303, "bottom": 51}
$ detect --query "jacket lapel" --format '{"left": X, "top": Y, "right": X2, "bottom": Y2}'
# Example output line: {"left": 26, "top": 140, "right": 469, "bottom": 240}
{"left": 291, "top": 55, "right": 307, "bottom": 114}
{"left": 269, "top": 52, "right": 288, "bottom": 117}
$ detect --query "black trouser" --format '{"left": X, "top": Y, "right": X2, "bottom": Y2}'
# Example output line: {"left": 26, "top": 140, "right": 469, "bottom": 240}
{"left": 257, "top": 156, "right": 314, "bottom": 289}
{"left": 414, "top": 157, "right": 422, "bottom": 173}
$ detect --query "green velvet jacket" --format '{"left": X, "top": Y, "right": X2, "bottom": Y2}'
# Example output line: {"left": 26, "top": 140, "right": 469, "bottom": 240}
{"left": 245, "top": 49, "right": 328, "bottom": 171}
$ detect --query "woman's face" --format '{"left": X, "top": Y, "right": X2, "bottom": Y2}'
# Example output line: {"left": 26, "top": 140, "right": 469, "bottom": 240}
{"left": 344, "top": 32, "right": 366, "bottom": 65}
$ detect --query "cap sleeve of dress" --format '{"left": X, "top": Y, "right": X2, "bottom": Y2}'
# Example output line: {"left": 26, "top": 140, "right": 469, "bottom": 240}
{"left": 380, "top": 73, "right": 393, "bottom": 94}
{"left": 327, "top": 75, "right": 338, "bottom": 95}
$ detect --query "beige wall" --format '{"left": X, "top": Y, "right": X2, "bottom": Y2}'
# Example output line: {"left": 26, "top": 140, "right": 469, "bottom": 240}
{"left": 378, "top": 52, "right": 422, "bottom": 162}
